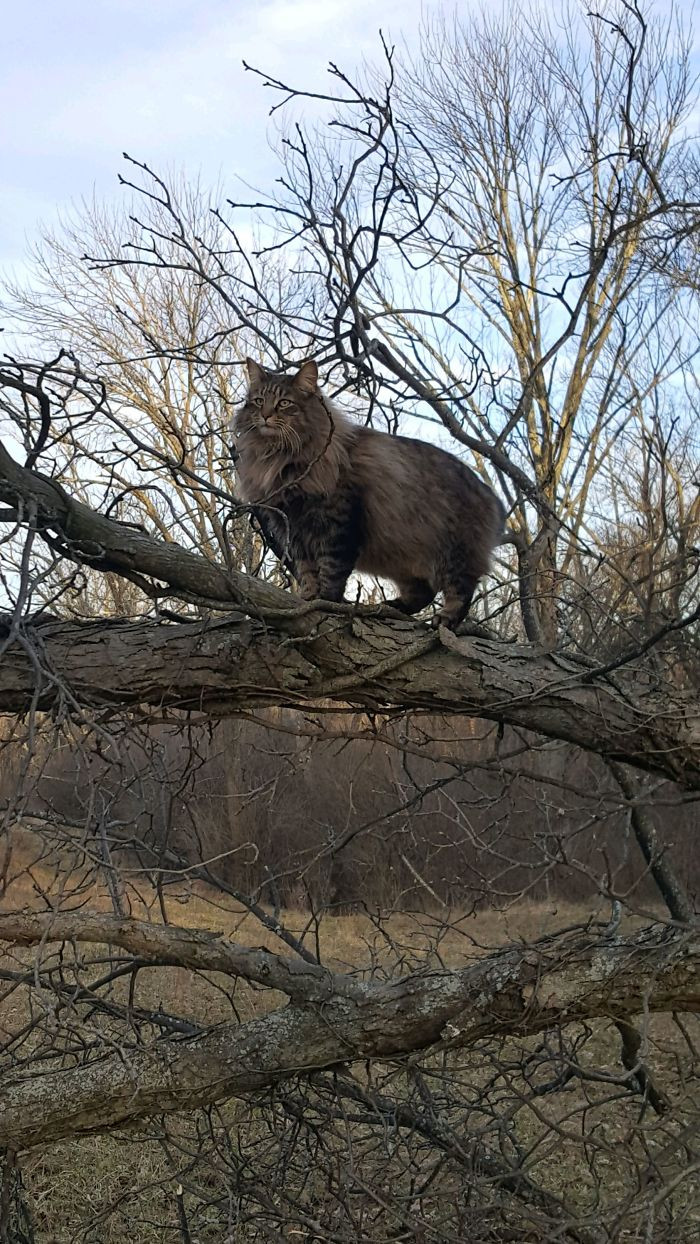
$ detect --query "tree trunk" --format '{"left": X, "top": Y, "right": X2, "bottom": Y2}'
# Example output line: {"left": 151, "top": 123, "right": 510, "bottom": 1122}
{"left": 534, "top": 528, "right": 560, "bottom": 647}
{"left": 1, "top": 614, "right": 698, "bottom": 790}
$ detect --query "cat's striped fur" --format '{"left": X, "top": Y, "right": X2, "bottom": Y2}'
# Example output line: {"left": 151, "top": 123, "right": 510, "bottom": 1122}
{"left": 233, "top": 358, "right": 504, "bottom": 627}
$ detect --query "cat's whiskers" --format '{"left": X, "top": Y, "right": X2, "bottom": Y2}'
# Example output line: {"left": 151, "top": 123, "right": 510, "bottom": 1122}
{"left": 282, "top": 424, "right": 302, "bottom": 455}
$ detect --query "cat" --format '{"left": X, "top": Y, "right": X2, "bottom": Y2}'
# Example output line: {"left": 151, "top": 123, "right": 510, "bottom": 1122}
{"left": 232, "top": 357, "right": 505, "bottom": 628}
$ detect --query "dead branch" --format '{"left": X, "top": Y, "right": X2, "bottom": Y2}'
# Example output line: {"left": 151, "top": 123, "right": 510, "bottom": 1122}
{"left": 0, "top": 921, "right": 695, "bottom": 1152}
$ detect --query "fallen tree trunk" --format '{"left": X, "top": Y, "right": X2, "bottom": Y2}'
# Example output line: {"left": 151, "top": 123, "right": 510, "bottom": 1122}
{"left": 0, "top": 612, "right": 699, "bottom": 788}
{"left": 0, "top": 920, "right": 697, "bottom": 1151}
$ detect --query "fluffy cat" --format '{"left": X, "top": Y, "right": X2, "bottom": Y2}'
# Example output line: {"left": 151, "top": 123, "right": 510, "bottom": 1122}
{"left": 233, "top": 358, "right": 504, "bottom": 627}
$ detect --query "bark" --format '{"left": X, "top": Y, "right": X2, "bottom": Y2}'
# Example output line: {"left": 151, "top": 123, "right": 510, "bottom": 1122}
{"left": 0, "top": 921, "right": 696, "bottom": 1152}
{"left": 609, "top": 761, "right": 697, "bottom": 922}
{"left": 0, "top": 438, "right": 293, "bottom": 620}
{"left": 0, "top": 911, "right": 361, "bottom": 1004}
{"left": 0, "top": 1150, "right": 34, "bottom": 1244}
{"left": 0, "top": 612, "right": 699, "bottom": 789}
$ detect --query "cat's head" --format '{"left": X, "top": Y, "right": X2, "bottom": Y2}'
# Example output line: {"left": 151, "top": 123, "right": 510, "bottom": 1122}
{"left": 234, "top": 357, "right": 353, "bottom": 497}
{"left": 235, "top": 358, "right": 323, "bottom": 454}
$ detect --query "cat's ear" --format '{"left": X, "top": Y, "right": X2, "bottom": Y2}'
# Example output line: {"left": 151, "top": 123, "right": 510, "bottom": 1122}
{"left": 245, "top": 357, "right": 265, "bottom": 388}
{"left": 294, "top": 360, "right": 318, "bottom": 396}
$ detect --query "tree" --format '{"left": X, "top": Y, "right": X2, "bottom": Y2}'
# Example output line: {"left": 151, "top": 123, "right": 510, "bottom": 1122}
{"left": 1, "top": 171, "right": 302, "bottom": 592}
{"left": 1, "top": 3, "right": 699, "bottom": 1241}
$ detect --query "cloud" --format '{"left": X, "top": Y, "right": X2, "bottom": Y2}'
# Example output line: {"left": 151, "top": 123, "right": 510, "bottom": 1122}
{"left": 4, "top": 1, "right": 428, "bottom": 164}
{"left": 1, "top": 0, "right": 442, "bottom": 273}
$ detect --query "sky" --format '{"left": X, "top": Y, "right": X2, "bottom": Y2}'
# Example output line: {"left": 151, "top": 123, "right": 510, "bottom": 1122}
{"left": 0, "top": 0, "right": 442, "bottom": 285}
{"left": 2, "top": 0, "right": 691, "bottom": 294}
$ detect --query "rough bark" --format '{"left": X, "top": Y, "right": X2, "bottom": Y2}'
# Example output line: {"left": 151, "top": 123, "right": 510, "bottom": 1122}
{"left": 0, "top": 921, "right": 696, "bottom": 1152}
{"left": 0, "top": 613, "right": 699, "bottom": 789}
{"left": 0, "top": 1150, "right": 34, "bottom": 1244}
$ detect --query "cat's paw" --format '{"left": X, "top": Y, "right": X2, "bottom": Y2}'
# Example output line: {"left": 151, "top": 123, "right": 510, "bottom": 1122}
{"left": 430, "top": 612, "right": 457, "bottom": 631}
{"left": 297, "top": 582, "right": 320, "bottom": 602}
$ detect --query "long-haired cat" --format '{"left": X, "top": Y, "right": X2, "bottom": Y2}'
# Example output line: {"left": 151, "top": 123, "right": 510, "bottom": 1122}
{"left": 233, "top": 358, "right": 505, "bottom": 627}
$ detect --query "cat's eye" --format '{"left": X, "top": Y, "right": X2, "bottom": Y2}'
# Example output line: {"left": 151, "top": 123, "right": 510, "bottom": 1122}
{"left": 251, "top": 395, "right": 264, "bottom": 407}
{"left": 277, "top": 399, "right": 293, "bottom": 410}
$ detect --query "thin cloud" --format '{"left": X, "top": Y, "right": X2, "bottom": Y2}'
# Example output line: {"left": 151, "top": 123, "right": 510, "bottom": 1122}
{"left": 0, "top": 0, "right": 441, "bottom": 275}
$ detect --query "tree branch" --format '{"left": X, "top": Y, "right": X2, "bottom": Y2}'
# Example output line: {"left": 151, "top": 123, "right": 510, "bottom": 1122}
{"left": 0, "top": 911, "right": 362, "bottom": 1004}
{"left": 0, "top": 612, "right": 698, "bottom": 789}
{"left": 0, "top": 436, "right": 298, "bottom": 622}
{"left": 1, "top": 437, "right": 699, "bottom": 787}
{"left": 0, "top": 922, "right": 695, "bottom": 1151}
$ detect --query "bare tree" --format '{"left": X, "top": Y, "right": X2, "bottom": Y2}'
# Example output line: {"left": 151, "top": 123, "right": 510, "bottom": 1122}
{"left": 1, "top": 350, "right": 698, "bottom": 1242}
{"left": 1, "top": 171, "right": 307, "bottom": 592}
{"left": 0, "top": 3, "right": 699, "bottom": 1241}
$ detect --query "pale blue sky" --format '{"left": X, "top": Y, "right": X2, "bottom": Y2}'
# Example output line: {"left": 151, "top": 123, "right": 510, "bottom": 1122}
{"left": 0, "top": 0, "right": 441, "bottom": 282}
{"left": 3, "top": 1, "right": 690, "bottom": 283}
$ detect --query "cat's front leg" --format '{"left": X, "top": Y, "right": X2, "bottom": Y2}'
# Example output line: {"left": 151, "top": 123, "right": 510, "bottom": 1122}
{"left": 316, "top": 553, "right": 352, "bottom": 603}
{"left": 294, "top": 556, "right": 350, "bottom": 603}
{"left": 293, "top": 495, "right": 361, "bottom": 603}
{"left": 296, "top": 559, "right": 321, "bottom": 601}
{"left": 314, "top": 499, "right": 361, "bottom": 602}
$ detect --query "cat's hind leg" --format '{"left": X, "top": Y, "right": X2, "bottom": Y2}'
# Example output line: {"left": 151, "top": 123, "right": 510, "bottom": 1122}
{"left": 391, "top": 577, "right": 435, "bottom": 616}
{"left": 433, "top": 570, "right": 478, "bottom": 629}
